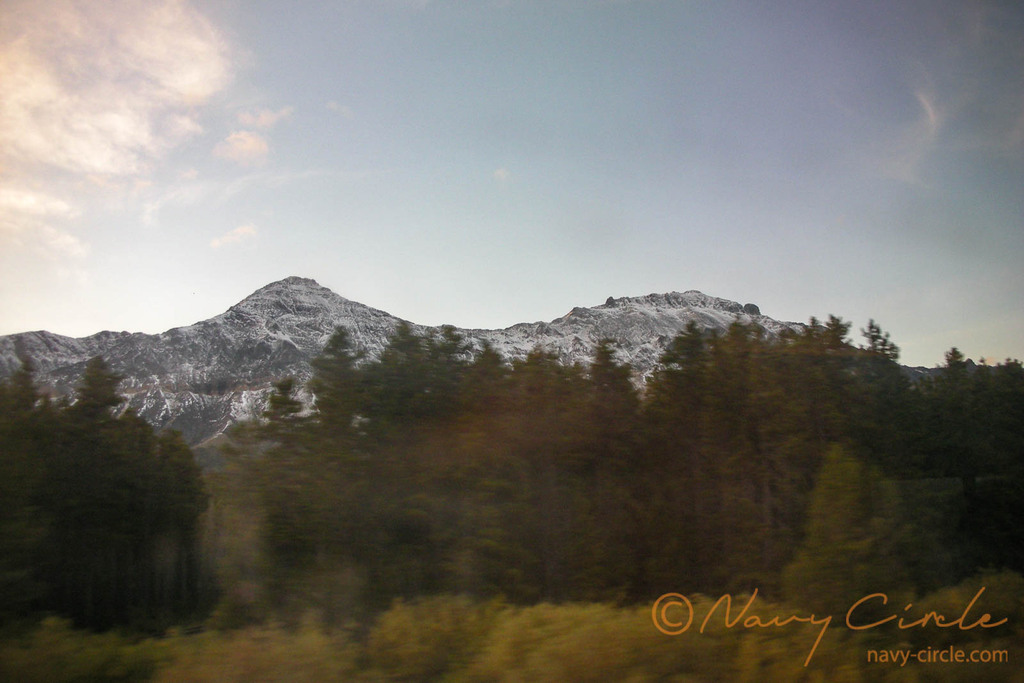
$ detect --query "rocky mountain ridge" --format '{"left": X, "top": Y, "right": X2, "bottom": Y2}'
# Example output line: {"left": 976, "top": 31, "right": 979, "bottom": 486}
{"left": 0, "top": 277, "right": 801, "bottom": 445}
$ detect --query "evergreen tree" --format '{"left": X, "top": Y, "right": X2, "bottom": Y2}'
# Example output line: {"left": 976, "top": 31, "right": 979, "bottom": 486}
{"left": 852, "top": 320, "right": 918, "bottom": 475}
{"left": 69, "top": 356, "right": 124, "bottom": 423}
{"left": 920, "top": 348, "right": 987, "bottom": 498}
{"left": 308, "top": 327, "right": 363, "bottom": 451}
{"left": 13, "top": 355, "right": 211, "bottom": 630}
{"left": 0, "top": 361, "right": 51, "bottom": 619}
{"left": 782, "top": 445, "right": 912, "bottom": 616}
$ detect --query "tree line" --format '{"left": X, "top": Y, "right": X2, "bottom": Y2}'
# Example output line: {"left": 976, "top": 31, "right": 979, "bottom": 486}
{"left": 2, "top": 316, "right": 1022, "bottom": 634}
{"left": 0, "top": 357, "right": 209, "bottom": 631}
{"left": 213, "top": 317, "right": 1024, "bottom": 626}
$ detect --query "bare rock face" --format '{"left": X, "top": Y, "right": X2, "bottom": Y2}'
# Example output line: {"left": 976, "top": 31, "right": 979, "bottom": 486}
{"left": 0, "top": 277, "right": 801, "bottom": 445}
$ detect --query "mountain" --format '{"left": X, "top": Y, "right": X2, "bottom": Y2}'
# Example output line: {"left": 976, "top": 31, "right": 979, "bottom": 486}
{"left": 0, "top": 277, "right": 801, "bottom": 445}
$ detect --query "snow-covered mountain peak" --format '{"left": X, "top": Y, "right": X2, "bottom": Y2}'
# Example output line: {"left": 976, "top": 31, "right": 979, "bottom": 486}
{"left": 230, "top": 277, "right": 348, "bottom": 316}
{"left": 212, "top": 277, "right": 402, "bottom": 352}
{"left": 0, "top": 279, "right": 800, "bottom": 445}
{"left": 600, "top": 290, "right": 761, "bottom": 316}
{"left": 277, "top": 275, "right": 322, "bottom": 287}
{"left": 242, "top": 276, "right": 331, "bottom": 300}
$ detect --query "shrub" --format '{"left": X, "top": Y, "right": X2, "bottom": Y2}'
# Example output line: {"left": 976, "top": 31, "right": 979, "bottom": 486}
{"left": 154, "top": 617, "right": 358, "bottom": 683}
{"left": 0, "top": 617, "right": 167, "bottom": 683}
{"left": 365, "top": 595, "right": 500, "bottom": 681}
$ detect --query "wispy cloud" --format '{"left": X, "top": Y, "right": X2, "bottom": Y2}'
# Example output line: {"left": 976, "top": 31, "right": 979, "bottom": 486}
{"left": 0, "top": 188, "right": 87, "bottom": 260}
{"left": 210, "top": 223, "right": 257, "bottom": 249}
{"left": 142, "top": 167, "right": 335, "bottom": 227}
{"left": 0, "top": 188, "right": 78, "bottom": 220}
{"left": 0, "top": 0, "right": 233, "bottom": 271}
{"left": 239, "top": 106, "right": 294, "bottom": 130}
{"left": 35, "top": 224, "right": 90, "bottom": 261}
{"left": 0, "top": 0, "right": 232, "bottom": 177}
{"left": 879, "top": 5, "right": 1024, "bottom": 182}
{"left": 880, "top": 89, "right": 944, "bottom": 185}
{"left": 214, "top": 131, "right": 270, "bottom": 166}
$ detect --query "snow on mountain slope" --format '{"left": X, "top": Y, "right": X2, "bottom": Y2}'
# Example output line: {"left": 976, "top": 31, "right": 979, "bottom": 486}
{"left": 471, "top": 291, "right": 790, "bottom": 377}
{"left": 0, "top": 277, "right": 801, "bottom": 445}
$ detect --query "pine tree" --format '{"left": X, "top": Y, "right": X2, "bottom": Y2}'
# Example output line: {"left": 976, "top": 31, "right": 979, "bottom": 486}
{"left": 309, "top": 327, "right": 363, "bottom": 450}
{"left": 24, "top": 355, "right": 210, "bottom": 629}
{"left": 0, "top": 361, "right": 50, "bottom": 618}
{"left": 70, "top": 356, "right": 124, "bottom": 423}
{"left": 782, "top": 445, "right": 912, "bottom": 616}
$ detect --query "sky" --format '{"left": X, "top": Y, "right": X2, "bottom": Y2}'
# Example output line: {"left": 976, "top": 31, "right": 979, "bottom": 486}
{"left": 1, "top": 0, "right": 1022, "bottom": 368}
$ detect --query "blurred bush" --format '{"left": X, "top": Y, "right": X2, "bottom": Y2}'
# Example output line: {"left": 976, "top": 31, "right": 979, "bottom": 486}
{"left": 0, "top": 617, "right": 167, "bottom": 682}
{"left": 153, "top": 616, "right": 358, "bottom": 683}
{"left": 365, "top": 595, "right": 501, "bottom": 681}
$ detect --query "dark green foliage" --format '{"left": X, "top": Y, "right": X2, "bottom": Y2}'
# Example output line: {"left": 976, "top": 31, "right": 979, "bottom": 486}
{"left": 0, "top": 357, "right": 209, "bottom": 631}
{"left": 211, "top": 318, "right": 1024, "bottom": 626}
{"left": 308, "top": 327, "right": 363, "bottom": 451}
{"left": 782, "top": 445, "right": 913, "bottom": 615}
{"left": 13, "top": 313, "right": 1019, "bottom": 645}
{"left": 0, "top": 361, "right": 52, "bottom": 619}
{"left": 212, "top": 316, "right": 1024, "bottom": 627}
{"left": 915, "top": 354, "right": 1024, "bottom": 576}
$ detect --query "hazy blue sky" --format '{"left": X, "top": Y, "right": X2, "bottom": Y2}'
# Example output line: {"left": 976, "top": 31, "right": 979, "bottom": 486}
{"left": 1, "top": 0, "right": 1022, "bottom": 367}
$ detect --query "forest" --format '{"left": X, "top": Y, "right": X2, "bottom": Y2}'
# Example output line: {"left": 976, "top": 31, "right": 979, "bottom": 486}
{"left": 1, "top": 316, "right": 1022, "bottom": 681}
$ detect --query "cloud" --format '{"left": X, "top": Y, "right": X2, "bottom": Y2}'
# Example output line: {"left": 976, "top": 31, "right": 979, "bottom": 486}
{"left": 210, "top": 223, "right": 257, "bottom": 248}
{"left": 214, "top": 131, "right": 270, "bottom": 165}
{"left": 212, "top": 108, "right": 289, "bottom": 167}
{"left": 141, "top": 180, "right": 209, "bottom": 226}
{"left": 0, "top": 0, "right": 233, "bottom": 274}
{"left": 0, "top": 188, "right": 87, "bottom": 260}
{"left": 493, "top": 168, "right": 511, "bottom": 183}
{"left": 239, "top": 106, "right": 294, "bottom": 129}
{"left": 880, "top": 89, "right": 944, "bottom": 185}
{"left": 36, "top": 224, "right": 90, "bottom": 260}
{"left": 861, "top": 3, "right": 1024, "bottom": 184}
{"left": 0, "top": 188, "right": 78, "bottom": 220}
{"left": 0, "top": 0, "right": 232, "bottom": 177}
